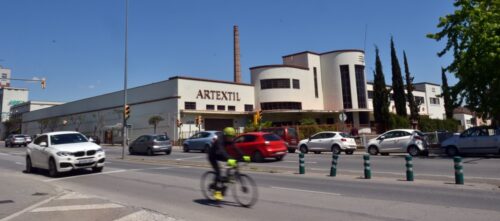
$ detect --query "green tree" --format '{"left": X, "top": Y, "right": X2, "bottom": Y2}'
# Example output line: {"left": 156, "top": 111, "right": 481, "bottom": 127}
{"left": 390, "top": 37, "right": 407, "bottom": 117}
{"left": 441, "top": 67, "right": 462, "bottom": 119}
{"left": 428, "top": 0, "right": 500, "bottom": 125}
{"left": 373, "top": 47, "right": 391, "bottom": 133}
{"left": 403, "top": 51, "right": 419, "bottom": 124}
{"left": 148, "top": 115, "right": 164, "bottom": 134}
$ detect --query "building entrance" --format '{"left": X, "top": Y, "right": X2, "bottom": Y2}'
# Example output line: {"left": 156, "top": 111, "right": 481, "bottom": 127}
{"left": 204, "top": 118, "right": 233, "bottom": 131}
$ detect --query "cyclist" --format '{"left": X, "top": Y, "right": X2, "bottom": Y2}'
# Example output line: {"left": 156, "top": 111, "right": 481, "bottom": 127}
{"left": 208, "top": 127, "right": 249, "bottom": 201}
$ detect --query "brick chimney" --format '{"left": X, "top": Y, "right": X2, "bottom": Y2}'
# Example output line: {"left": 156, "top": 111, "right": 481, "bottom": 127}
{"left": 233, "top": 25, "right": 241, "bottom": 83}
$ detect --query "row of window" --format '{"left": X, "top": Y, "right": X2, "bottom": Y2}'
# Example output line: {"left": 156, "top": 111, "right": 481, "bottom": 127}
{"left": 261, "top": 102, "right": 302, "bottom": 110}
{"left": 185, "top": 102, "right": 254, "bottom": 111}
{"left": 260, "top": 79, "right": 300, "bottom": 90}
{"left": 340, "top": 65, "right": 367, "bottom": 109}
{"left": 367, "top": 91, "right": 427, "bottom": 105}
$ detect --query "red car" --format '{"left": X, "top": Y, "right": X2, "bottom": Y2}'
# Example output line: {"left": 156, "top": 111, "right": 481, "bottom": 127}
{"left": 229, "top": 132, "right": 287, "bottom": 162}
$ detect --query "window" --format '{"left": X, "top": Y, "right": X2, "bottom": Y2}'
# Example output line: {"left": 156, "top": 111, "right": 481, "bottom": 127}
{"left": 206, "top": 105, "right": 214, "bottom": 110}
{"left": 244, "top": 104, "right": 253, "bottom": 112}
{"left": 292, "top": 79, "right": 300, "bottom": 89}
{"left": 228, "top": 106, "right": 236, "bottom": 111}
{"left": 430, "top": 97, "right": 440, "bottom": 105}
{"left": 185, "top": 102, "right": 196, "bottom": 110}
{"left": 340, "top": 65, "right": 352, "bottom": 109}
{"left": 1, "top": 73, "right": 7, "bottom": 79}
{"left": 415, "top": 96, "right": 425, "bottom": 104}
{"left": 323, "top": 133, "right": 335, "bottom": 139}
{"left": 217, "top": 105, "right": 225, "bottom": 111}
{"left": 235, "top": 135, "right": 258, "bottom": 143}
{"left": 34, "top": 135, "right": 48, "bottom": 145}
{"left": 260, "top": 79, "right": 290, "bottom": 89}
{"left": 261, "top": 102, "right": 302, "bottom": 110}
{"left": 313, "top": 67, "right": 319, "bottom": 98}
{"left": 367, "top": 90, "right": 374, "bottom": 99}
{"left": 311, "top": 133, "right": 324, "bottom": 140}
{"left": 50, "top": 133, "right": 88, "bottom": 145}
{"left": 355, "top": 65, "right": 367, "bottom": 108}
{"left": 263, "top": 134, "right": 282, "bottom": 141}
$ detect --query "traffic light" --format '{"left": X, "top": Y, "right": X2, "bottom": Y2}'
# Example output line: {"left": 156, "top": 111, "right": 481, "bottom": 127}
{"left": 253, "top": 113, "right": 258, "bottom": 126}
{"left": 258, "top": 110, "right": 263, "bottom": 121}
{"left": 124, "top": 105, "right": 130, "bottom": 119}
{"left": 195, "top": 115, "right": 202, "bottom": 127}
{"left": 41, "top": 79, "right": 46, "bottom": 89}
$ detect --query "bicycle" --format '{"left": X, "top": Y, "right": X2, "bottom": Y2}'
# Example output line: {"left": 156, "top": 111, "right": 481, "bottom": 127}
{"left": 200, "top": 161, "right": 258, "bottom": 207}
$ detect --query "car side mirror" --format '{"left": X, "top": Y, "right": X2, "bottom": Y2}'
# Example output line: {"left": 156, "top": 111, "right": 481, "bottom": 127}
{"left": 89, "top": 138, "right": 95, "bottom": 143}
{"left": 308, "top": 137, "right": 312, "bottom": 141}
{"left": 40, "top": 142, "right": 48, "bottom": 147}
{"left": 378, "top": 136, "right": 385, "bottom": 140}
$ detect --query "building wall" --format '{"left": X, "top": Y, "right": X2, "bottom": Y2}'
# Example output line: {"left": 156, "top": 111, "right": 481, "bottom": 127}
{"left": 0, "top": 66, "right": 11, "bottom": 88}
{"left": 414, "top": 83, "right": 445, "bottom": 119}
{"left": 0, "top": 88, "right": 29, "bottom": 122}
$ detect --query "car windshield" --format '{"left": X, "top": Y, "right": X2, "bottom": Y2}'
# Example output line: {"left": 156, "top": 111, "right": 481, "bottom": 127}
{"left": 263, "top": 134, "right": 282, "bottom": 141}
{"left": 154, "top": 135, "right": 169, "bottom": 141}
{"left": 14, "top": 135, "right": 25, "bottom": 138}
{"left": 50, "top": 134, "right": 88, "bottom": 145}
{"left": 339, "top": 133, "right": 350, "bottom": 138}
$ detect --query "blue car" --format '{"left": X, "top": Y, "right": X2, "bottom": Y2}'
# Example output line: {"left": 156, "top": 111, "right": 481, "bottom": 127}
{"left": 183, "top": 131, "right": 222, "bottom": 153}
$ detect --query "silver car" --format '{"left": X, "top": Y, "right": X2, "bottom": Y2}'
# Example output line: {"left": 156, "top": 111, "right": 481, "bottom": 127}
{"left": 5, "top": 134, "right": 28, "bottom": 147}
{"left": 183, "top": 131, "right": 222, "bottom": 153}
{"left": 367, "top": 129, "right": 428, "bottom": 156}
{"left": 441, "top": 126, "right": 500, "bottom": 156}
{"left": 298, "top": 131, "right": 357, "bottom": 155}
{"left": 129, "top": 134, "right": 172, "bottom": 156}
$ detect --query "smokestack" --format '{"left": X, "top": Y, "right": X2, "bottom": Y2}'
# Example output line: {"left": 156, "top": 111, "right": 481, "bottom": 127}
{"left": 233, "top": 25, "right": 241, "bottom": 83}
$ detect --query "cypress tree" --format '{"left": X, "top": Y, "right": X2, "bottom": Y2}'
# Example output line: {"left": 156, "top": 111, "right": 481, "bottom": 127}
{"left": 390, "top": 37, "right": 407, "bottom": 116}
{"left": 403, "top": 51, "right": 419, "bottom": 124}
{"left": 373, "top": 47, "right": 391, "bottom": 133}
{"left": 441, "top": 68, "right": 456, "bottom": 119}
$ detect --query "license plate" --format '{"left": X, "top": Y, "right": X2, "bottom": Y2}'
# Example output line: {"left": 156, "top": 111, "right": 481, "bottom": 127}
{"left": 78, "top": 159, "right": 94, "bottom": 164}
{"left": 275, "top": 152, "right": 285, "bottom": 155}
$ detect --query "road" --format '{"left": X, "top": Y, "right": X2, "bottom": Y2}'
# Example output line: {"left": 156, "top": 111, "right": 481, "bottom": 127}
{"left": 0, "top": 145, "right": 499, "bottom": 221}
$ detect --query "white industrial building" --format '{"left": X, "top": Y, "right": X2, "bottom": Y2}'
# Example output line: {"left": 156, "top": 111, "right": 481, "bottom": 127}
{"left": 20, "top": 48, "right": 448, "bottom": 143}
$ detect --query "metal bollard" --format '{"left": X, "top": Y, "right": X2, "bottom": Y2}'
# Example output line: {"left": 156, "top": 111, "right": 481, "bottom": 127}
{"left": 454, "top": 156, "right": 464, "bottom": 184}
{"left": 405, "top": 154, "right": 414, "bottom": 181}
{"left": 330, "top": 154, "right": 338, "bottom": 177}
{"left": 299, "top": 153, "right": 305, "bottom": 174}
{"left": 363, "top": 154, "right": 371, "bottom": 179}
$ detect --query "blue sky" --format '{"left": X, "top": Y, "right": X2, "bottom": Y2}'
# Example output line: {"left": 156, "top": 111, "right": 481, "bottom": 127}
{"left": 0, "top": 0, "right": 456, "bottom": 102}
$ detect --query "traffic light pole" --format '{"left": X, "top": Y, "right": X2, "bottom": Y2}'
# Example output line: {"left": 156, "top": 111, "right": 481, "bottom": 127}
{"left": 121, "top": 0, "right": 129, "bottom": 160}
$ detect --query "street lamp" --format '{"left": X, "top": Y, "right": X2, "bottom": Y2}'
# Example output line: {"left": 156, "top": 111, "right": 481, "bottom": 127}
{"left": 121, "top": 0, "right": 129, "bottom": 160}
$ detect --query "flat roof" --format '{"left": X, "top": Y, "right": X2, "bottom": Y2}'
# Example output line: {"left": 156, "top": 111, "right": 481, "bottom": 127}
{"left": 282, "top": 49, "right": 365, "bottom": 58}
{"left": 414, "top": 82, "right": 441, "bottom": 87}
{"left": 249, "top": 64, "right": 309, "bottom": 71}
{"left": 169, "top": 76, "right": 253, "bottom": 86}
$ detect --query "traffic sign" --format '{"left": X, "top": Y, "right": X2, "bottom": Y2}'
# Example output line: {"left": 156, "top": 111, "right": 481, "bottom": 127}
{"left": 339, "top": 113, "right": 347, "bottom": 122}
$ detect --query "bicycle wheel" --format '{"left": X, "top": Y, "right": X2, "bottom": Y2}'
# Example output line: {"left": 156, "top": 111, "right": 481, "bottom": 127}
{"left": 200, "top": 171, "right": 217, "bottom": 201}
{"left": 232, "top": 174, "right": 258, "bottom": 207}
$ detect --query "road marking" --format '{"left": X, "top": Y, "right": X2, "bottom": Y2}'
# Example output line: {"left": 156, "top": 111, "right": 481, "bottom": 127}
{"left": 0, "top": 194, "right": 61, "bottom": 221}
{"left": 270, "top": 186, "right": 341, "bottom": 196}
{"left": 43, "top": 167, "right": 172, "bottom": 182}
{"left": 0, "top": 153, "right": 9, "bottom": 156}
{"left": 284, "top": 160, "right": 317, "bottom": 164}
{"left": 15, "top": 162, "right": 24, "bottom": 166}
{"left": 114, "top": 210, "right": 176, "bottom": 221}
{"left": 175, "top": 156, "right": 204, "bottom": 161}
{"left": 30, "top": 203, "right": 123, "bottom": 212}
{"left": 57, "top": 192, "right": 93, "bottom": 200}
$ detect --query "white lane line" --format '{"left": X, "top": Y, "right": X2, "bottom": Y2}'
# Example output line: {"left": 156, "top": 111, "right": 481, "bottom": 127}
{"left": 43, "top": 167, "right": 172, "bottom": 182}
{"left": 114, "top": 210, "right": 176, "bottom": 221}
{"left": 15, "top": 162, "right": 25, "bottom": 166}
{"left": 30, "top": 203, "right": 123, "bottom": 212}
{"left": 0, "top": 153, "right": 9, "bottom": 156}
{"left": 175, "top": 156, "right": 204, "bottom": 161}
{"left": 0, "top": 194, "right": 62, "bottom": 221}
{"left": 271, "top": 186, "right": 341, "bottom": 196}
{"left": 57, "top": 192, "right": 93, "bottom": 200}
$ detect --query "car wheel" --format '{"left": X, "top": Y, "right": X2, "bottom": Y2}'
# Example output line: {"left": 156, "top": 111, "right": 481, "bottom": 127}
{"left": 368, "top": 146, "right": 379, "bottom": 155}
{"left": 183, "top": 144, "right": 189, "bottom": 153}
{"left": 253, "top": 151, "right": 264, "bottom": 163}
{"left": 165, "top": 150, "right": 171, "bottom": 155}
{"left": 275, "top": 156, "right": 284, "bottom": 161}
{"left": 407, "top": 145, "right": 420, "bottom": 157}
{"left": 92, "top": 166, "right": 103, "bottom": 173}
{"left": 147, "top": 148, "right": 154, "bottom": 156}
{"left": 331, "top": 145, "right": 341, "bottom": 155}
{"left": 345, "top": 150, "right": 354, "bottom": 155}
{"left": 25, "top": 156, "right": 33, "bottom": 173}
{"left": 48, "top": 158, "right": 59, "bottom": 177}
{"left": 446, "top": 146, "right": 459, "bottom": 157}
{"left": 202, "top": 144, "right": 210, "bottom": 153}
{"left": 287, "top": 148, "right": 296, "bottom": 153}
{"left": 299, "top": 145, "right": 308, "bottom": 154}
{"left": 129, "top": 147, "right": 135, "bottom": 155}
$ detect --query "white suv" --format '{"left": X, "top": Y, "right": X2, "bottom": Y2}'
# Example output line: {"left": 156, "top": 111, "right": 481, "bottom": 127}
{"left": 26, "top": 131, "right": 105, "bottom": 177}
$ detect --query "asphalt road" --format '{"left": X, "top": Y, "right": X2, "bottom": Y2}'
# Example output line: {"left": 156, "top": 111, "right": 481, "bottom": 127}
{"left": 1, "top": 145, "right": 500, "bottom": 221}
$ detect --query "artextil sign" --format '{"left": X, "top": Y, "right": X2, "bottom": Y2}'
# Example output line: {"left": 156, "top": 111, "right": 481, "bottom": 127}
{"left": 196, "top": 89, "right": 241, "bottom": 101}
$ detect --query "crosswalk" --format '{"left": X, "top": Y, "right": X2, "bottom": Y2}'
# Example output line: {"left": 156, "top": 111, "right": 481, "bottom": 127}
{"left": 5, "top": 192, "right": 179, "bottom": 221}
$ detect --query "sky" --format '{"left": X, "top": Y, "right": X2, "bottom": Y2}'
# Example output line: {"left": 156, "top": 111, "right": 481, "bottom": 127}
{"left": 0, "top": 0, "right": 457, "bottom": 102}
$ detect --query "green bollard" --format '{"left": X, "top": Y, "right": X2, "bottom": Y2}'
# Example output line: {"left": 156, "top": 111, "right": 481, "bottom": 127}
{"left": 330, "top": 154, "right": 338, "bottom": 177}
{"left": 405, "top": 154, "right": 414, "bottom": 181}
{"left": 299, "top": 153, "right": 305, "bottom": 174}
{"left": 363, "top": 154, "right": 371, "bottom": 179}
{"left": 454, "top": 156, "right": 464, "bottom": 184}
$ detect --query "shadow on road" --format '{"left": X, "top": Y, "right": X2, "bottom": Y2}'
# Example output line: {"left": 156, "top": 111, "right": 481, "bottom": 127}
{"left": 23, "top": 168, "right": 96, "bottom": 178}
{"left": 193, "top": 199, "right": 244, "bottom": 208}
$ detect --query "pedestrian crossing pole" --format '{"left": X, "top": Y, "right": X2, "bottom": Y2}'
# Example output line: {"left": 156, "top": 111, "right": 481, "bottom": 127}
{"left": 299, "top": 153, "right": 305, "bottom": 174}
{"left": 363, "top": 154, "right": 371, "bottom": 179}
{"left": 405, "top": 154, "right": 414, "bottom": 181}
{"left": 454, "top": 156, "right": 464, "bottom": 185}
{"left": 330, "top": 154, "right": 338, "bottom": 177}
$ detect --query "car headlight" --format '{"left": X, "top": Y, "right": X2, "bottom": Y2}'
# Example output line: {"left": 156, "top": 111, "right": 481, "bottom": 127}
{"left": 96, "top": 148, "right": 104, "bottom": 152}
{"left": 56, "top": 151, "right": 73, "bottom": 156}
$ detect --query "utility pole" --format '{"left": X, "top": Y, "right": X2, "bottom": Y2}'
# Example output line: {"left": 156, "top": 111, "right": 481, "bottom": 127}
{"left": 121, "top": 0, "right": 129, "bottom": 160}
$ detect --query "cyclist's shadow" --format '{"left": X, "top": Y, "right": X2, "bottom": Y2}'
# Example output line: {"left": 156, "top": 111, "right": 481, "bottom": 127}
{"left": 193, "top": 199, "right": 244, "bottom": 208}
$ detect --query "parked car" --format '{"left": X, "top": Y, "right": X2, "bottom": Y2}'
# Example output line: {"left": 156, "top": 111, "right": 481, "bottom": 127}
{"left": 25, "top": 131, "right": 105, "bottom": 177}
{"left": 441, "top": 126, "right": 500, "bottom": 156}
{"left": 183, "top": 131, "right": 222, "bottom": 153}
{"left": 262, "top": 127, "right": 299, "bottom": 153}
{"left": 129, "top": 134, "right": 172, "bottom": 155}
{"left": 298, "top": 131, "right": 357, "bottom": 155}
{"left": 367, "top": 129, "right": 428, "bottom": 156}
{"left": 231, "top": 132, "right": 287, "bottom": 162}
{"left": 5, "top": 134, "right": 30, "bottom": 147}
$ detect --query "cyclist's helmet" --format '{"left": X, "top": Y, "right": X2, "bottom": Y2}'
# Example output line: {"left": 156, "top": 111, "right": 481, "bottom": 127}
{"left": 223, "top": 127, "right": 236, "bottom": 138}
